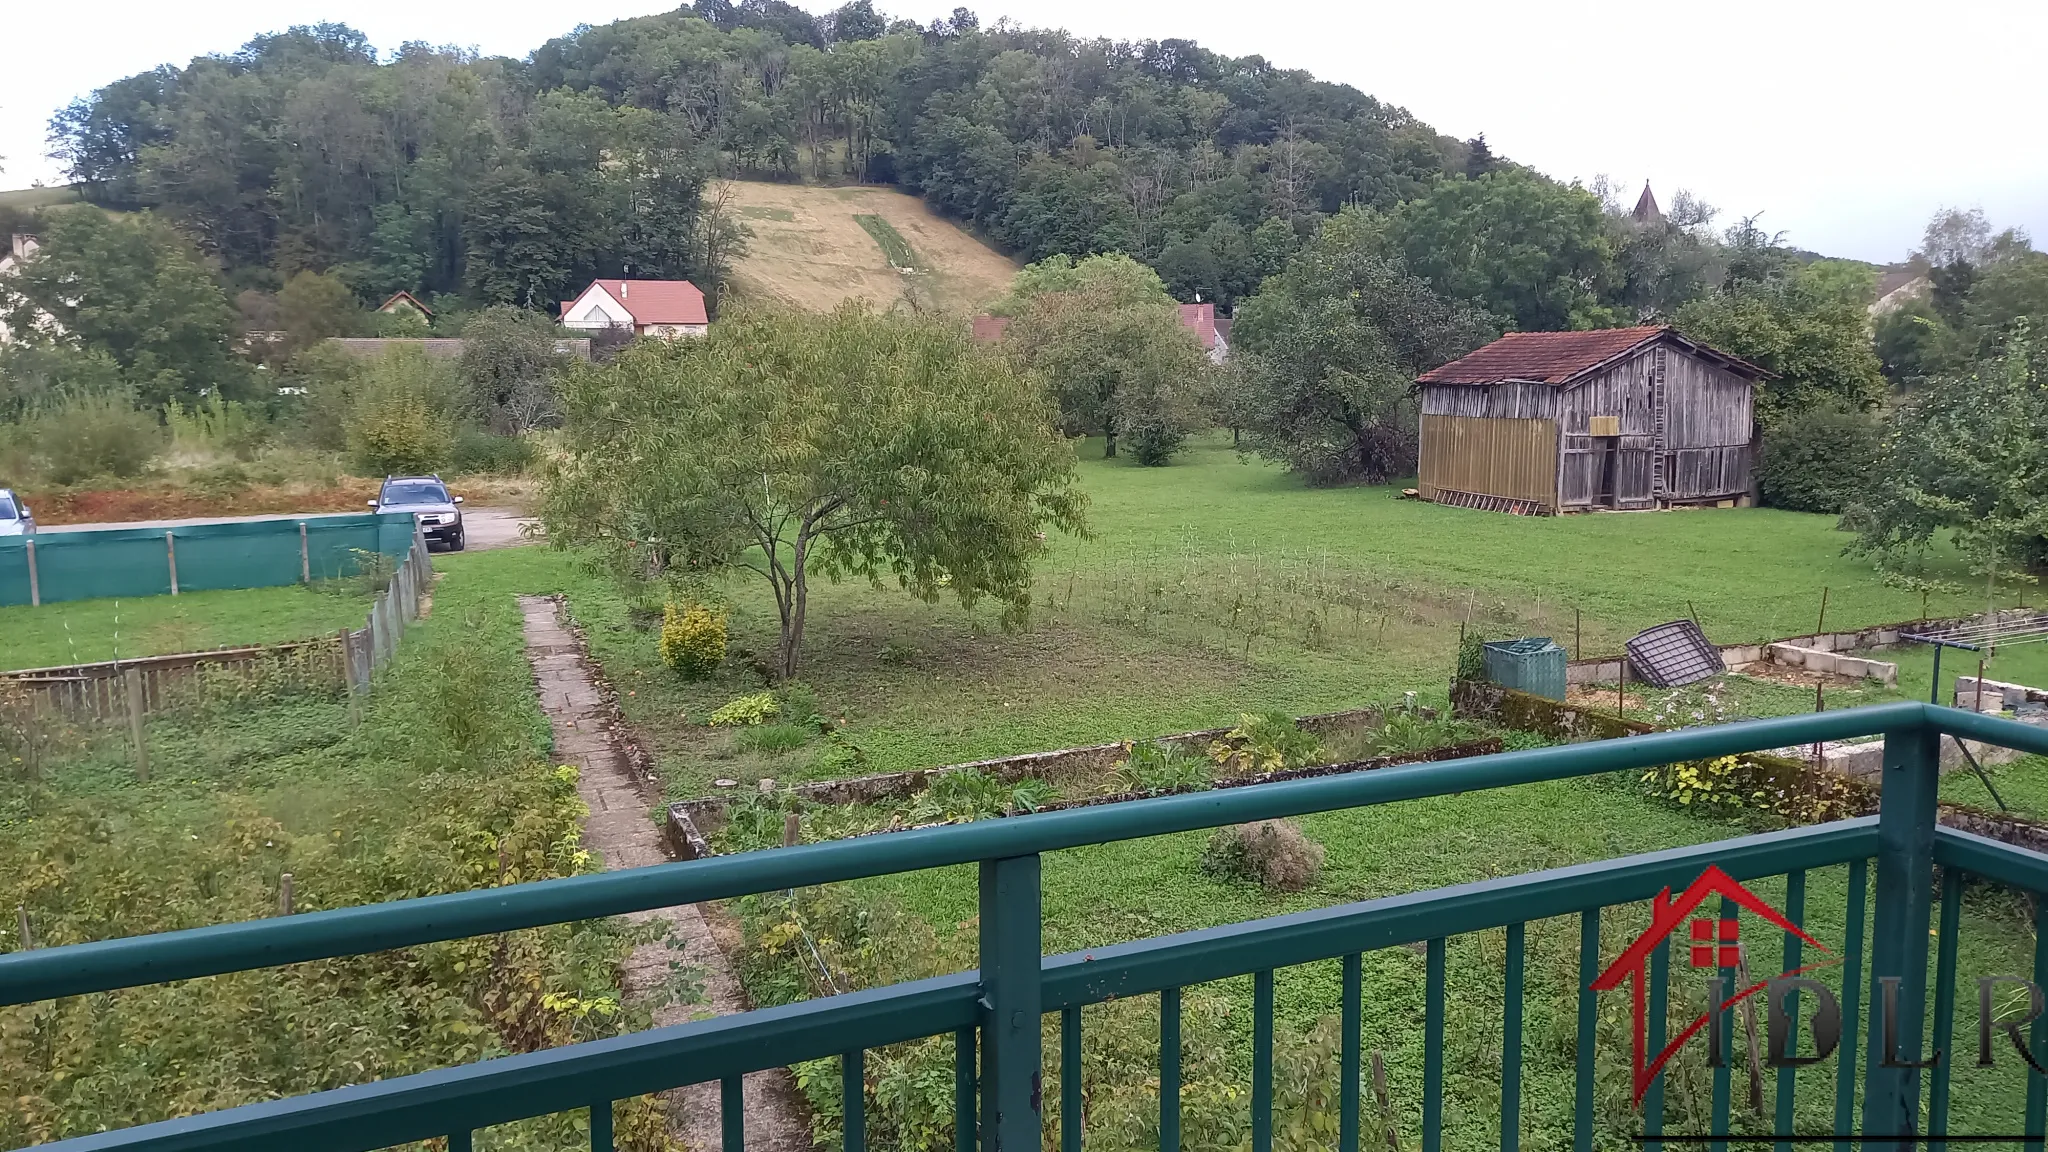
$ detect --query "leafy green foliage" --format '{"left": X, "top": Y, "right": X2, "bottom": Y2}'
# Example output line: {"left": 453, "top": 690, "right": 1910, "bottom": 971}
{"left": 1206, "top": 712, "right": 1324, "bottom": 776}
{"left": 659, "top": 601, "right": 728, "bottom": 680}
{"left": 1386, "top": 168, "right": 1622, "bottom": 331}
{"left": 1850, "top": 327, "right": 2048, "bottom": 574}
{"left": 542, "top": 305, "right": 1087, "bottom": 680}
{"left": 708, "top": 691, "right": 780, "bottom": 727}
{"left": 0, "top": 211, "right": 248, "bottom": 408}
{"left": 1112, "top": 740, "right": 1211, "bottom": 794}
{"left": 735, "top": 722, "right": 815, "bottom": 755}
{"left": 853, "top": 214, "right": 918, "bottom": 269}
{"left": 999, "top": 256, "right": 1208, "bottom": 465}
{"left": 1230, "top": 210, "right": 1494, "bottom": 484}
{"left": 0, "top": 388, "right": 161, "bottom": 486}
{"left": 1674, "top": 253, "right": 1887, "bottom": 423}
{"left": 1755, "top": 402, "right": 1882, "bottom": 513}
{"left": 457, "top": 306, "right": 568, "bottom": 435}
{"left": 343, "top": 347, "right": 457, "bottom": 475}
{"left": 906, "top": 769, "right": 1058, "bottom": 823}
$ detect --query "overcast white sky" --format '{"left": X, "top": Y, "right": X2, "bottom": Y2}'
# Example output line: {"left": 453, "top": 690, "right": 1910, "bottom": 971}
{"left": 4, "top": 0, "right": 2042, "bottom": 264}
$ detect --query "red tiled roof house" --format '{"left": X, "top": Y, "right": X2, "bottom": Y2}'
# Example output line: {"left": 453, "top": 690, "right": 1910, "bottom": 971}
{"left": 1413, "top": 326, "right": 1767, "bottom": 514}
{"left": 559, "top": 279, "right": 709, "bottom": 339}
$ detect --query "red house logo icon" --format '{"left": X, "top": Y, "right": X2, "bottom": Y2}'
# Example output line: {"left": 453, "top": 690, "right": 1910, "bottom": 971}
{"left": 1589, "top": 866, "right": 1834, "bottom": 1104}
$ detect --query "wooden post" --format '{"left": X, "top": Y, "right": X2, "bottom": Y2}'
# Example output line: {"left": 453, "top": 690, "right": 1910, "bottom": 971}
{"left": 14, "top": 905, "right": 29, "bottom": 951}
{"left": 24, "top": 537, "right": 38, "bottom": 607}
{"left": 299, "top": 523, "right": 310, "bottom": 584}
{"left": 1814, "top": 585, "right": 1829, "bottom": 638}
{"left": 340, "top": 629, "right": 363, "bottom": 727}
{"left": 165, "top": 532, "right": 179, "bottom": 596}
{"left": 1976, "top": 658, "right": 1988, "bottom": 713}
{"left": 782, "top": 812, "right": 801, "bottom": 848}
{"left": 124, "top": 665, "right": 148, "bottom": 782}
{"left": 279, "top": 873, "right": 294, "bottom": 916}
{"left": 1370, "top": 1050, "right": 1399, "bottom": 1152}
{"left": 1617, "top": 658, "right": 1627, "bottom": 721}
{"left": 1573, "top": 607, "right": 1580, "bottom": 662}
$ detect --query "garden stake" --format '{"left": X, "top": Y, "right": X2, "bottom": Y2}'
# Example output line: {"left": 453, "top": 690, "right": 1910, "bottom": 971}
{"left": 1688, "top": 600, "right": 1700, "bottom": 626}
{"left": 15, "top": 906, "right": 30, "bottom": 950}
{"left": 1574, "top": 608, "right": 1580, "bottom": 661}
{"left": 1976, "top": 659, "right": 1987, "bottom": 713}
{"left": 1812, "top": 683, "right": 1824, "bottom": 768}
{"left": 1371, "top": 1050, "right": 1398, "bottom": 1152}
{"left": 1814, "top": 586, "right": 1828, "bottom": 637}
{"left": 279, "top": 873, "right": 294, "bottom": 916}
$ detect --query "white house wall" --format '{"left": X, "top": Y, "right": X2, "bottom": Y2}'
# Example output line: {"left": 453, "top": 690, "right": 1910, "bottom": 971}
{"left": 562, "top": 284, "right": 633, "bottom": 331}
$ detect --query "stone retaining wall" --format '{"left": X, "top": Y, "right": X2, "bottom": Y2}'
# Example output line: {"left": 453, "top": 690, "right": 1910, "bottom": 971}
{"left": 1563, "top": 611, "right": 2035, "bottom": 688}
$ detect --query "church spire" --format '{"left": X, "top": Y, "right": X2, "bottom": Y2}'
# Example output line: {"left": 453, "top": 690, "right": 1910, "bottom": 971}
{"left": 1632, "top": 181, "right": 1663, "bottom": 224}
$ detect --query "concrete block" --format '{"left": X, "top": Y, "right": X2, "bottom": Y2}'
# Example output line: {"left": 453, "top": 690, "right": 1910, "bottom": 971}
{"left": 1768, "top": 643, "right": 1807, "bottom": 668}
{"left": 1722, "top": 644, "right": 1762, "bottom": 666}
{"left": 1805, "top": 650, "right": 1840, "bottom": 675}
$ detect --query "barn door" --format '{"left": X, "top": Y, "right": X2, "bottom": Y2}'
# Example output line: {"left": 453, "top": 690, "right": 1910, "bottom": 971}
{"left": 1595, "top": 436, "right": 1620, "bottom": 508}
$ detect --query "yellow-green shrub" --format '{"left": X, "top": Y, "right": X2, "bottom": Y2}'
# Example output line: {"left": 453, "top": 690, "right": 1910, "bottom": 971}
{"left": 659, "top": 601, "right": 727, "bottom": 679}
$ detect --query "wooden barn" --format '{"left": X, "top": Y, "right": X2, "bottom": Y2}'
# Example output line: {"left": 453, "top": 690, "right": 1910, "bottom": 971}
{"left": 1414, "top": 326, "right": 1767, "bottom": 514}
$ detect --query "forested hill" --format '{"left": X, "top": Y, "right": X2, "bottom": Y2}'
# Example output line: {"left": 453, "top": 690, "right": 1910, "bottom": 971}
{"left": 34, "top": 1, "right": 1486, "bottom": 318}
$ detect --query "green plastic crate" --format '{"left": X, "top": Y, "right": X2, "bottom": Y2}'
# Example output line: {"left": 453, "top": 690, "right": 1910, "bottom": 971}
{"left": 1482, "top": 636, "right": 1568, "bottom": 701}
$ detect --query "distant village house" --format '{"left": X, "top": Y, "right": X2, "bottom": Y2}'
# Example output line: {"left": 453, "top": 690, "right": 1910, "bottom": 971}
{"left": 0, "top": 233, "right": 53, "bottom": 345}
{"left": 1413, "top": 326, "right": 1766, "bottom": 514}
{"left": 559, "top": 279, "right": 708, "bottom": 338}
{"left": 376, "top": 291, "right": 434, "bottom": 322}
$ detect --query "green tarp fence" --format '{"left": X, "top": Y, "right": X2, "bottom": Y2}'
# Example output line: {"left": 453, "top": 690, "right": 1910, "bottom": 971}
{"left": 0, "top": 513, "right": 419, "bottom": 607}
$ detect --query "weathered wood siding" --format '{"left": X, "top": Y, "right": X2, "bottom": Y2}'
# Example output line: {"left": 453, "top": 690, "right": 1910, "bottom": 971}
{"left": 1417, "top": 415, "right": 1559, "bottom": 509}
{"left": 1557, "top": 341, "right": 1754, "bottom": 508}
{"left": 1419, "top": 382, "right": 1559, "bottom": 420}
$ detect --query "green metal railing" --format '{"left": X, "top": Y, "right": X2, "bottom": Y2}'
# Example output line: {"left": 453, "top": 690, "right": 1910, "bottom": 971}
{"left": 5, "top": 701, "right": 2048, "bottom": 1152}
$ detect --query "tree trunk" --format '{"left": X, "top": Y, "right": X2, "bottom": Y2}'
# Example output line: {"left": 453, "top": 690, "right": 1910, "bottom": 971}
{"left": 1104, "top": 422, "right": 1118, "bottom": 458}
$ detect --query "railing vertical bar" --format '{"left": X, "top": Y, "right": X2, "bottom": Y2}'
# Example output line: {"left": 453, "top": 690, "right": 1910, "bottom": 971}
{"left": 843, "top": 1049, "right": 865, "bottom": 1152}
{"left": 1835, "top": 858, "right": 1870, "bottom": 1152}
{"left": 1342, "top": 952, "right": 1363, "bottom": 1152}
{"left": 1502, "top": 922, "right": 1525, "bottom": 1152}
{"left": 1161, "top": 985, "right": 1183, "bottom": 1152}
{"left": 1253, "top": 968, "right": 1274, "bottom": 1152}
{"left": 590, "top": 1100, "right": 613, "bottom": 1152}
{"left": 979, "top": 855, "right": 1042, "bottom": 1152}
{"left": 1574, "top": 909, "right": 1600, "bottom": 1152}
{"left": 1711, "top": 896, "right": 1734, "bottom": 1152}
{"left": 954, "top": 1027, "right": 976, "bottom": 1152}
{"left": 1864, "top": 723, "right": 1941, "bottom": 1150}
{"left": 1423, "top": 937, "right": 1445, "bottom": 1152}
{"left": 1774, "top": 870, "right": 1807, "bottom": 1152}
{"left": 1927, "top": 868, "right": 1962, "bottom": 1152}
{"left": 2027, "top": 893, "right": 2047, "bottom": 1152}
{"left": 722, "top": 1076, "right": 744, "bottom": 1152}
{"left": 1061, "top": 1007, "right": 1082, "bottom": 1152}
{"left": 1644, "top": 938, "right": 1670, "bottom": 1150}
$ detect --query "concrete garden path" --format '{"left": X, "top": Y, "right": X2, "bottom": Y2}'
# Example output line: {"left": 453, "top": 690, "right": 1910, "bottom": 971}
{"left": 519, "top": 595, "right": 807, "bottom": 1152}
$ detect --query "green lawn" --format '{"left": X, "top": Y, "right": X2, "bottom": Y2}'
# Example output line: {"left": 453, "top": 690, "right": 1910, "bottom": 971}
{"left": 542, "top": 441, "right": 2037, "bottom": 1148}
{"left": 0, "top": 585, "right": 374, "bottom": 670}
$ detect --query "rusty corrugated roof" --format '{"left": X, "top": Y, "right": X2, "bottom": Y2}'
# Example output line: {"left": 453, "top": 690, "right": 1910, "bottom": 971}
{"left": 1416, "top": 327, "right": 1767, "bottom": 386}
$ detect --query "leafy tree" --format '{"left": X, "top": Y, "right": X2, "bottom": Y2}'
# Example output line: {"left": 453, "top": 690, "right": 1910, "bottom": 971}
{"left": 1231, "top": 210, "right": 1494, "bottom": 484}
{"left": 346, "top": 348, "right": 458, "bottom": 475}
{"left": 1756, "top": 402, "right": 1882, "bottom": 513}
{"left": 1850, "top": 327, "right": 2048, "bottom": 582}
{"left": 542, "top": 305, "right": 1087, "bottom": 680}
{"left": 828, "top": 0, "right": 888, "bottom": 41}
{"left": 0, "top": 210, "right": 247, "bottom": 408}
{"left": 1674, "top": 257, "right": 1886, "bottom": 423}
{"left": 276, "top": 270, "right": 364, "bottom": 356}
{"left": 996, "top": 252, "right": 1173, "bottom": 313}
{"left": 1002, "top": 274, "right": 1209, "bottom": 463}
{"left": 1386, "top": 168, "right": 1620, "bottom": 331}
{"left": 457, "top": 306, "right": 567, "bottom": 434}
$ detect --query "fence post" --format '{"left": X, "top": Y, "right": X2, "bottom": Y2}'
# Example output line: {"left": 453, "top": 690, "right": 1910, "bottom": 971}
{"left": 978, "top": 854, "right": 1042, "bottom": 1152}
{"left": 123, "top": 665, "right": 148, "bottom": 782}
{"left": 1861, "top": 719, "right": 1941, "bottom": 1148}
{"left": 299, "top": 523, "right": 310, "bottom": 584}
{"left": 165, "top": 532, "right": 179, "bottom": 596}
{"left": 24, "top": 537, "right": 38, "bottom": 607}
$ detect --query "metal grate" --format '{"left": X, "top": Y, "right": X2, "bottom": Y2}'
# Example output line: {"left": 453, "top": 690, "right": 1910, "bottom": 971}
{"left": 1625, "top": 619, "right": 1724, "bottom": 687}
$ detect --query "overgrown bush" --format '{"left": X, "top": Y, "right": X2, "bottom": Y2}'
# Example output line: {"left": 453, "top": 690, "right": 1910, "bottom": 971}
{"left": 1757, "top": 402, "right": 1883, "bottom": 513}
{"left": 5, "top": 390, "right": 161, "bottom": 485}
{"left": 1207, "top": 712, "right": 1325, "bottom": 775}
{"left": 344, "top": 348, "right": 455, "bottom": 475}
{"left": 908, "top": 769, "right": 1059, "bottom": 823}
{"left": 1200, "top": 819, "right": 1326, "bottom": 891}
{"left": 659, "top": 601, "right": 727, "bottom": 680}
{"left": 450, "top": 429, "right": 537, "bottom": 475}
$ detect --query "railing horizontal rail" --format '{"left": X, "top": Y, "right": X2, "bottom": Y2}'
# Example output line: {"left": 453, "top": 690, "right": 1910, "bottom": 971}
{"left": 1932, "top": 704, "right": 2048, "bottom": 758}
{"left": 1934, "top": 825, "right": 2048, "bottom": 890}
{"left": 0, "top": 701, "right": 1935, "bottom": 1007}
{"left": 1042, "top": 817, "right": 1879, "bottom": 1007}
{"left": 34, "top": 973, "right": 982, "bottom": 1152}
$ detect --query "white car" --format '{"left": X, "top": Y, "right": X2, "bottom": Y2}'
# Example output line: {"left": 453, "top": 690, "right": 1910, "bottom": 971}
{"left": 0, "top": 489, "right": 33, "bottom": 536}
